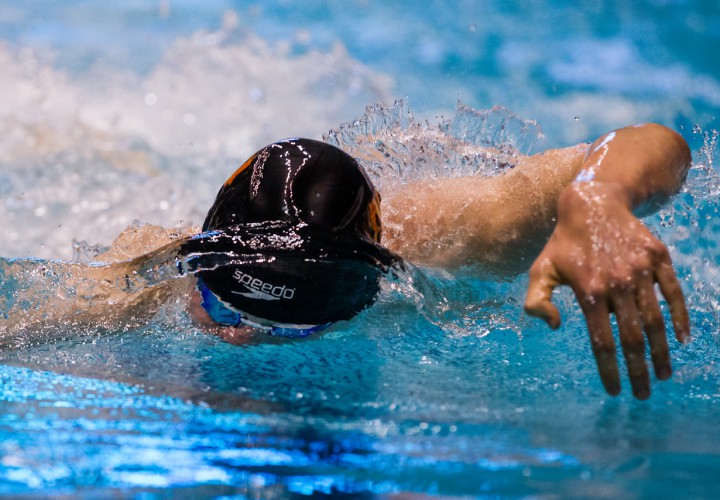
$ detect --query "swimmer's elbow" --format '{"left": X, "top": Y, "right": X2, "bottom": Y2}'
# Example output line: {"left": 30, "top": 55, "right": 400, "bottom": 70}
{"left": 644, "top": 123, "right": 692, "bottom": 194}
{"left": 630, "top": 123, "right": 691, "bottom": 177}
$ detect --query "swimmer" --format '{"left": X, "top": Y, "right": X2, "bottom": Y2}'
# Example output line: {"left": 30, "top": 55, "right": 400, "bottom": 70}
{"left": 1, "top": 124, "right": 691, "bottom": 400}
{"left": 180, "top": 138, "right": 400, "bottom": 336}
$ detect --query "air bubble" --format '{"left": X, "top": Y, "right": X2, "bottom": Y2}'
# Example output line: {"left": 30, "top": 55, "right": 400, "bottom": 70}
{"left": 144, "top": 93, "right": 158, "bottom": 106}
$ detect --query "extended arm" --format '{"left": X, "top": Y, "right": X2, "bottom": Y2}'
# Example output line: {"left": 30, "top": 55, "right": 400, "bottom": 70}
{"left": 524, "top": 123, "right": 691, "bottom": 399}
{"left": 383, "top": 123, "right": 691, "bottom": 399}
{"left": 382, "top": 143, "right": 589, "bottom": 273}
{"left": 0, "top": 225, "right": 197, "bottom": 343}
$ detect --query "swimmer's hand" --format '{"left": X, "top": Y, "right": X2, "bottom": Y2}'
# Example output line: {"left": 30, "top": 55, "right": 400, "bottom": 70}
{"left": 524, "top": 181, "right": 690, "bottom": 400}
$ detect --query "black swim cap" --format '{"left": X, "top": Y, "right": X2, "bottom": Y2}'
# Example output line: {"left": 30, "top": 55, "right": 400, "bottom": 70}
{"left": 180, "top": 138, "right": 399, "bottom": 330}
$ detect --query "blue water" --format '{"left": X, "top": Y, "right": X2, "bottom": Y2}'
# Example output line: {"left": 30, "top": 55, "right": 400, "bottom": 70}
{"left": 1, "top": 1, "right": 720, "bottom": 497}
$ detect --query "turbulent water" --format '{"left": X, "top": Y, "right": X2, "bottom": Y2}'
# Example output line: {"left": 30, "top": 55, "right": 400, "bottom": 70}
{"left": 1, "top": 1, "right": 720, "bottom": 497}
{"left": 1, "top": 99, "right": 719, "bottom": 496}
{"left": 0, "top": 14, "right": 393, "bottom": 260}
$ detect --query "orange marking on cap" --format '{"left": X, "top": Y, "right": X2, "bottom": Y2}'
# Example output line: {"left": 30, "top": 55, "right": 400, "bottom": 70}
{"left": 367, "top": 190, "right": 382, "bottom": 243}
{"left": 223, "top": 154, "right": 257, "bottom": 187}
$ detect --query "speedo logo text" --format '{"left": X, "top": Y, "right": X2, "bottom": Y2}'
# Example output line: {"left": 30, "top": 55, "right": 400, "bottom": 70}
{"left": 231, "top": 269, "right": 296, "bottom": 301}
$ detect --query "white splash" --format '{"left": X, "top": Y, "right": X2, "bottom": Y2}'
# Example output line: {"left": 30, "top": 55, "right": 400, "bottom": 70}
{"left": 324, "top": 100, "right": 543, "bottom": 193}
{"left": 0, "top": 23, "right": 393, "bottom": 260}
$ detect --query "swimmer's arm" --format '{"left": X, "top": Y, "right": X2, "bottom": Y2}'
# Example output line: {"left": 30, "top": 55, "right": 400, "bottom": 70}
{"left": 385, "top": 123, "right": 691, "bottom": 399}
{"left": 0, "top": 260, "right": 179, "bottom": 344}
{"left": 384, "top": 124, "right": 689, "bottom": 273}
{"left": 523, "top": 123, "right": 692, "bottom": 399}
{"left": 382, "top": 142, "right": 588, "bottom": 273}
{"left": 0, "top": 226, "right": 199, "bottom": 342}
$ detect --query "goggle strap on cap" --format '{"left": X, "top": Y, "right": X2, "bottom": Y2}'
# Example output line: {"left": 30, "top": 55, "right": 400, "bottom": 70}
{"left": 197, "top": 277, "right": 331, "bottom": 337}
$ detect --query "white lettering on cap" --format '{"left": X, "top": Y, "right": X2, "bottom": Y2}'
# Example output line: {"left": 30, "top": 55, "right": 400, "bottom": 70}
{"left": 231, "top": 269, "right": 296, "bottom": 301}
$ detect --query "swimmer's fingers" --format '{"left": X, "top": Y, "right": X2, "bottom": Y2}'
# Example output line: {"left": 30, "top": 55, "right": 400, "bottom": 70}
{"left": 612, "top": 291, "right": 650, "bottom": 400}
{"left": 655, "top": 253, "right": 691, "bottom": 344}
{"left": 524, "top": 256, "right": 563, "bottom": 329}
{"left": 580, "top": 298, "right": 621, "bottom": 396}
{"left": 635, "top": 275, "right": 671, "bottom": 381}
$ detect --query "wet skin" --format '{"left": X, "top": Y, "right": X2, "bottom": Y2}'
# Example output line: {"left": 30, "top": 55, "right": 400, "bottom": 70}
{"left": 385, "top": 123, "right": 691, "bottom": 399}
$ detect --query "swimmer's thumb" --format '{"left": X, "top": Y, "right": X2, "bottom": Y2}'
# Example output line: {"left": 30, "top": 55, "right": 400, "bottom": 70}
{"left": 524, "top": 297, "right": 561, "bottom": 330}
{"left": 525, "top": 264, "right": 562, "bottom": 330}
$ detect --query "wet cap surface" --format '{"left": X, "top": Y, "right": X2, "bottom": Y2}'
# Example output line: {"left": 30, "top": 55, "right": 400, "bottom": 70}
{"left": 184, "top": 139, "right": 400, "bottom": 327}
{"left": 181, "top": 222, "right": 400, "bottom": 326}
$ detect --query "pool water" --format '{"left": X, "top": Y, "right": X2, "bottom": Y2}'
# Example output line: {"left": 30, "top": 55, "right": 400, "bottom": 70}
{"left": 1, "top": 1, "right": 720, "bottom": 497}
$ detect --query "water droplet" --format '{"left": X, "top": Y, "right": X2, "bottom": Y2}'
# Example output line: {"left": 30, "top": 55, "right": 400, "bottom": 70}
{"left": 144, "top": 93, "right": 158, "bottom": 106}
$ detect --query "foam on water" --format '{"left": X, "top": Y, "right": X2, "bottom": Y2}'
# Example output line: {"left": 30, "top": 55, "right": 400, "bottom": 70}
{"left": 0, "top": 16, "right": 392, "bottom": 260}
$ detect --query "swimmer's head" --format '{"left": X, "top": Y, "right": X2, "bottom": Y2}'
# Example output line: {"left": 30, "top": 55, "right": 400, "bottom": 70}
{"left": 203, "top": 138, "right": 382, "bottom": 243}
{"left": 181, "top": 138, "right": 398, "bottom": 335}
